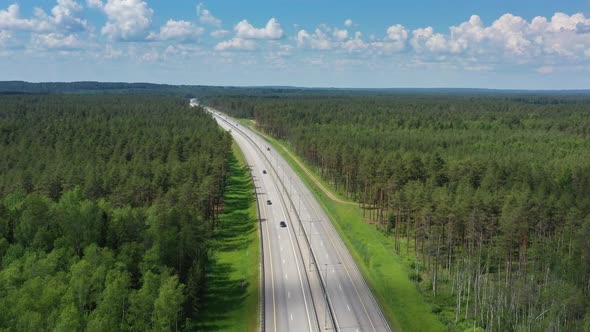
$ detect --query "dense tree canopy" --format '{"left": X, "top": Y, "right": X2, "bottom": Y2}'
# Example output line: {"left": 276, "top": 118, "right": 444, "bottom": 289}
{"left": 208, "top": 93, "right": 590, "bottom": 331}
{"left": 0, "top": 94, "right": 232, "bottom": 331}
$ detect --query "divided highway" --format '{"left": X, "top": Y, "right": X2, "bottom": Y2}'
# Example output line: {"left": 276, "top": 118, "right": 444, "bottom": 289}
{"left": 191, "top": 99, "right": 392, "bottom": 332}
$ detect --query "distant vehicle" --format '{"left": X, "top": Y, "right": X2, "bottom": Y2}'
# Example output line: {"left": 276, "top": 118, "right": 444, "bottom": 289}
{"left": 279, "top": 221, "right": 287, "bottom": 228}
{"left": 267, "top": 200, "right": 272, "bottom": 205}
{"left": 267, "top": 147, "right": 270, "bottom": 151}
{"left": 262, "top": 170, "right": 267, "bottom": 174}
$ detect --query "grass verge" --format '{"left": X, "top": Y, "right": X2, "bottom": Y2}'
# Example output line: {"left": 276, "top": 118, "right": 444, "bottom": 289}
{"left": 196, "top": 142, "right": 260, "bottom": 332}
{"left": 240, "top": 119, "right": 445, "bottom": 332}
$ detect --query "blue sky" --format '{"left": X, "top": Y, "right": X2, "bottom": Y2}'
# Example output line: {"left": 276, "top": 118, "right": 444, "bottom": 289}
{"left": 1, "top": 0, "right": 589, "bottom": 89}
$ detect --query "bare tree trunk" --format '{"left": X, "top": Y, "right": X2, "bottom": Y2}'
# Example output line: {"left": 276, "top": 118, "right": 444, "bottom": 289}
{"left": 455, "top": 259, "right": 462, "bottom": 323}
{"left": 406, "top": 209, "right": 411, "bottom": 254}
{"left": 433, "top": 231, "right": 442, "bottom": 297}
{"left": 465, "top": 258, "right": 471, "bottom": 321}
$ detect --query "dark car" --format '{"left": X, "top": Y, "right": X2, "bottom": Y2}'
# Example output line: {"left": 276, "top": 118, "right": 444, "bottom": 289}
{"left": 262, "top": 170, "right": 267, "bottom": 174}
{"left": 267, "top": 147, "right": 270, "bottom": 151}
{"left": 279, "top": 221, "right": 287, "bottom": 228}
{"left": 266, "top": 200, "right": 272, "bottom": 205}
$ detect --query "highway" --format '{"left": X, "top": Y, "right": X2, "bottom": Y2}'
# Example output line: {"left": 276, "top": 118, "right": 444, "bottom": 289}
{"left": 191, "top": 99, "right": 391, "bottom": 332}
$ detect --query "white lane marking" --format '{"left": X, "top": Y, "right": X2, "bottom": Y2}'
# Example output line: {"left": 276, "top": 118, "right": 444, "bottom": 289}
{"left": 282, "top": 259, "right": 285, "bottom": 265}
{"left": 271, "top": 174, "right": 315, "bottom": 332}
{"left": 288, "top": 291, "right": 290, "bottom": 299}
{"left": 309, "top": 198, "right": 377, "bottom": 332}
{"left": 278, "top": 235, "right": 281, "bottom": 240}
{"left": 339, "top": 282, "right": 342, "bottom": 291}
{"left": 320, "top": 241, "right": 324, "bottom": 247}
{"left": 280, "top": 247, "right": 283, "bottom": 252}
{"left": 260, "top": 183, "right": 277, "bottom": 332}
{"left": 291, "top": 313, "right": 293, "bottom": 321}
{"left": 285, "top": 273, "right": 288, "bottom": 280}
{"left": 347, "top": 304, "right": 351, "bottom": 312}
{"left": 228, "top": 112, "right": 317, "bottom": 332}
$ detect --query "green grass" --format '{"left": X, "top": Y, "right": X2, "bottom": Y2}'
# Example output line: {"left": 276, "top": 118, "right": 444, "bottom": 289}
{"left": 195, "top": 143, "right": 260, "bottom": 332}
{"left": 241, "top": 119, "right": 446, "bottom": 332}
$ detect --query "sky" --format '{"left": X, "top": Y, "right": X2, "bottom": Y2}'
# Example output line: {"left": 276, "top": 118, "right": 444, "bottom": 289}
{"left": 0, "top": 0, "right": 589, "bottom": 89}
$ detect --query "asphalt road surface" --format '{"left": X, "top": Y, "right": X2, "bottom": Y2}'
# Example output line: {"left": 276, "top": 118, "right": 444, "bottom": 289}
{"left": 191, "top": 99, "right": 391, "bottom": 332}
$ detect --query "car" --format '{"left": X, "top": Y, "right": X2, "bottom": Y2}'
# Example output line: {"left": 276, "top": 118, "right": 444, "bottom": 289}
{"left": 266, "top": 200, "right": 272, "bottom": 205}
{"left": 262, "top": 170, "right": 267, "bottom": 174}
{"left": 279, "top": 221, "right": 287, "bottom": 228}
{"left": 267, "top": 147, "right": 270, "bottom": 151}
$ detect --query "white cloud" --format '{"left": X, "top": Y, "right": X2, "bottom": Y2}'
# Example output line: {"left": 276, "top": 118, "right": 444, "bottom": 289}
{"left": 411, "top": 27, "right": 453, "bottom": 53}
{"left": 297, "top": 23, "right": 408, "bottom": 54}
{"left": 333, "top": 28, "right": 349, "bottom": 41}
{"left": 343, "top": 34, "right": 367, "bottom": 52}
{"left": 406, "top": 12, "right": 590, "bottom": 64}
{"left": 0, "top": 1, "right": 88, "bottom": 34}
{"left": 211, "top": 29, "right": 229, "bottom": 38}
{"left": 86, "top": 0, "right": 104, "bottom": 9}
{"left": 0, "top": 1, "right": 88, "bottom": 33}
{"left": 297, "top": 25, "right": 374, "bottom": 53}
{"left": 297, "top": 27, "right": 333, "bottom": 50}
{"left": 411, "top": 13, "right": 590, "bottom": 62}
{"left": 0, "top": 30, "right": 12, "bottom": 47}
{"left": 386, "top": 24, "right": 408, "bottom": 42}
{"left": 297, "top": 25, "right": 370, "bottom": 52}
{"left": 292, "top": 12, "right": 587, "bottom": 62}
{"left": 545, "top": 12, "right": 587, "bottom": 32}
{"left": 278, "top": 44, "right": 294, "bottom": 56}
{"left": 147, "top": 20, "right": 204, "bottom": 41}
{"left": 32, "top": 32, "right": 82, "bottom": 49}
{"left": 50, "top": 0, "right": 87, "bottom": 31}
{"left": 489, "top": 14, "right": 531, "bottom": 55}
{"left": 215, "top": 37, "right": 257, "bottom": 51}
{"left": 368, "top": 24, "right": 409, "bottom": 53}
{"left": 235, "top": 18, "right": 283, "bottom": 39}
{"left": 100, "top": 0, "right": 153, "bottom": 41}
{"left": 215, "top": 17, "right": 283, "bottom": 52}
{"left": 2, "top": 3, "right": 590, "bottom": 77}
{"left": 197, "top": 3, "right": 221, "bottom": 27}
{"left": 0, "top": 4, "right": 43, "bottom": 31}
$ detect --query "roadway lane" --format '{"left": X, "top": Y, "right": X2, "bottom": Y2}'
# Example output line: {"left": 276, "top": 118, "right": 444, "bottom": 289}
{"left": 266, "top": 143, "right": 391, "bottom": 332}
{"left": 193, "top": 99, "right": 391, "bottom": 332}
{"left": 193, "top": 100, "right": 320, "bottom": 332}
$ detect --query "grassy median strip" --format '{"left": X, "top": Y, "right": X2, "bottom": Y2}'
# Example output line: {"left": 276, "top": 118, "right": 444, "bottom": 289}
{"left": 240, "top": 119, "right": 445, "bottom": 332}
{"left": 196, "top": 142, "right": 260, "bottom": 332}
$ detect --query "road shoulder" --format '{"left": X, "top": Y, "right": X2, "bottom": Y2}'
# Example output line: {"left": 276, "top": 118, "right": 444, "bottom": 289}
{"left": 195, "top": 142, "right": 261, "bottom": 332}
{"left": 240, "top": 119, "right": 446, "bottom": 332}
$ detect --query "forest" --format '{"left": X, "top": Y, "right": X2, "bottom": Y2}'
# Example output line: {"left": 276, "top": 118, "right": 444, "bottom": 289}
{"left": 0, "top": 94, "right": 232, "bottom": 330}
{"left": 207, "top": 93, "right": 590, "bottom": 331}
